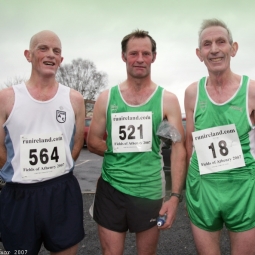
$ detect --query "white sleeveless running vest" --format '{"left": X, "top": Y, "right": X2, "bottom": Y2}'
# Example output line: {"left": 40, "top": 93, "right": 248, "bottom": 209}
{"left": 1, "top": 83, "right": 76, "bottom": 183}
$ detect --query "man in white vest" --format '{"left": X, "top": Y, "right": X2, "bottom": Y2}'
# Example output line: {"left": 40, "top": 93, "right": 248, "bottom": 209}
{"left": 0, "top": 30, "right": 85, "bottom": 254}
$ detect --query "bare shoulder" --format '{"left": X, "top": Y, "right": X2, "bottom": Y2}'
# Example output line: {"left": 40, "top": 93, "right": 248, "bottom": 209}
{"left": 162, "top": 89, "right": 181, "bottom": 119}
{"left": 94, "top": 89, "right": 110, "bottom": 112}
{"left": 162, "top": 89, "right": 179, "bottom": 109}
{"left": 185, "top": 81, "right": 198, "bottom": 98}
{"left": 248, "top": 78, "right": 255, "bottom": 95}
{"left": 70, "top": 88, "right": 84, "bottom": 103}
{"left": 0, "top": 87, "right": 15, "bottom": 102}
{"left": 184, "top": 81, "right": 198, "bottom": 110}
{"left": 0, "top": 87, "right": 15, "bottom": 117}
{"left": 69, "top": 88, "right": 84, "bottom": 109}
{"left": 248, "top": 78, "right": 255, "bottom": 110}
{"left": 96, "top": 89, "right": 109, "bottom": 104}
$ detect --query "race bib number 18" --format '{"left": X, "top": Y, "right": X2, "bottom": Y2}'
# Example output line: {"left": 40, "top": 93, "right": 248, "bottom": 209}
{"left": 192, "top": 124, "right": 245, "bottom": 175}
{"left": 111, "top": 112, "right": 152, "bottom": 153}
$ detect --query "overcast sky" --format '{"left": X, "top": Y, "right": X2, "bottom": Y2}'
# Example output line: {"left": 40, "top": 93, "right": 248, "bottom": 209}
{"left": 0, "top": 0, "right": 254, "bottom": 112}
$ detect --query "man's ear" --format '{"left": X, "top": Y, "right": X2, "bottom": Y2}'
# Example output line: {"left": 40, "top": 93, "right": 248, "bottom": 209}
{"left": 152, "top": 52, "right": 157, "bottom": 63}
{"left": 231, "top": 42, "right": 238, "bottom": 57}
{"left": 24, "top": 50, "right": 31, "bottom": 62}
{"left": 196, "top": 48, "right": 203, "bottom": 62}
{"left": 122, "top": 52, "right": 127, "bottom": 62}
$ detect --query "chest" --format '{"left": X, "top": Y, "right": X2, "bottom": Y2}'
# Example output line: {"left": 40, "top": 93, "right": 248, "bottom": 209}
{"left": 206, "top": 85, "right": 239, "bottom": 104}
{"left": 121, "top": 90, "right": 155, "bottom": 105}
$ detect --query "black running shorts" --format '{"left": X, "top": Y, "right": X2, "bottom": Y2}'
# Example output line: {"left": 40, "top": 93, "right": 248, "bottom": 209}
{"left": 93, "top": 176, "right": 163, "bottom": 233}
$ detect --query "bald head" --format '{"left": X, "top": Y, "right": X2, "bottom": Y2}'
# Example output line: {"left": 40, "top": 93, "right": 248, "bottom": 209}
{"left": 29, "top": 30, "right": 62, "bottom": 51}
{"left": 24, "top": 30, "right": 63, "bottom": 75}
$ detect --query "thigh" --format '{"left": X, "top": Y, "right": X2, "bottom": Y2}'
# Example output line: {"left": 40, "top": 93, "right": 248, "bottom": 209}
{"left": 98, "top": 224, "right": 126, "bottom": 255}
{"left": 190, "top": 222, "right": 221, "bottom": 255}
{"left": 136, "top": 226, "right": 160, "bottom": 255}
{"left": 229, "top": 227, "right": 255, "bottom": 255}
{"left": 186, "top": 176, "right": 223, "bottom": 231}
{"left": 223, "top": 177, "right": 255, "bottom": 232}
{"left": 93, "top": 176, "right": 128, "bottom": 232}
{"left": 0, "top": 185, "right": 42, "bottom": 254}
{"left": 41, "top": 174, "right": 85, "bottom": 252}
{"left": 126, "top": 195, "right": 163, "bottom": 233}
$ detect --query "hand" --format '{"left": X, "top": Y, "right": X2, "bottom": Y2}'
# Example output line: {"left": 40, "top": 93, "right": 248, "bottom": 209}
{"left": 157, "top": 196, "right": 179, "bottom": 230}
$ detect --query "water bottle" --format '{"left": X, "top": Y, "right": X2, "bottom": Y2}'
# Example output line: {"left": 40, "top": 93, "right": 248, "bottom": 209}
{"left": 157, "top": 214, "right": 167, "bottom": 227}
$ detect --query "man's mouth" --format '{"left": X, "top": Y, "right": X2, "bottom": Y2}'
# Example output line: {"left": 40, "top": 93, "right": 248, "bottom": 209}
{"left": 210, "top": 57, "right": 223, "bottom": 62}
{"left": 44, "top": 61, "right": 55, "bottom": 66}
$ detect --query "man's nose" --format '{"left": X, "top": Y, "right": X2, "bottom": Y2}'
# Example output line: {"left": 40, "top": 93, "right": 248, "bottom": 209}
{"left": 136, "top": 52, "right": 144, "bottom": 62}
{"left": 47, "top": 49, "right": 55, "bottom": 58}
{"left": 211, "top": 42, "right": 219, "bottom": 53}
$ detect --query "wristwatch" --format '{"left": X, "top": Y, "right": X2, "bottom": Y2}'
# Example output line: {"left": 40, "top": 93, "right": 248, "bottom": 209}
{"left": 170, "top": 193, "right": 183, "bottom": 202}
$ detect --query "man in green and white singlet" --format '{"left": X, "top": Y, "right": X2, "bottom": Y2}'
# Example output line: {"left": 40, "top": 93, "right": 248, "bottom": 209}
{"left": 88, "top": 30, "right": 186, "bottom": 255}
{"left": 185, "top": 19, "right": 255, "bottom": 255}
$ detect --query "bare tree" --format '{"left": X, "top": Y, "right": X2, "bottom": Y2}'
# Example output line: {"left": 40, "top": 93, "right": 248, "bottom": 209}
{"left": 56, "top": 58, "right": 108, "bottom": 101}
{"left": 2, "top": 76, "right": 27, "bottom": 88}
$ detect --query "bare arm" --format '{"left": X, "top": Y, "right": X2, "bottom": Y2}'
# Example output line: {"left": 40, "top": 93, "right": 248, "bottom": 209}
{"left": 0, "top": 88, "right": 14, "bottom": 168}
{"left": 0, "top": 111, "right": 7, "bottom": 168}
{"left": 159, "top": 90, "right": 186, "bottom": 229}
{"left": 248, "top": 79, "right": 255, "bottom": 125}
{"left": 184, "top": 82, "right": 197, "bottom": 168}
{"left": 87, "top": 90, "right": 109, "bottom": 156}
{"left": 70, "top": 89, "right": 85, "bottom": 161}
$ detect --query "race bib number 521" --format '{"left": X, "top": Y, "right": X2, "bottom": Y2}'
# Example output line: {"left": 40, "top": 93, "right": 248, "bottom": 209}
{"left": 20, "top": 132, "right": 66, "bottom": 180}
{"left": 111, "top": 112, "right": 152, "bottom": 153}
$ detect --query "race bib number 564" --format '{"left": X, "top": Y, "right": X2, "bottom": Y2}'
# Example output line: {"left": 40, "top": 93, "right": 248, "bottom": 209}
{"left": 20, "top": 132, "right": 66, "bottom": 180}
{"left": 111, "top": 112, "right": 152, "bottom": 153}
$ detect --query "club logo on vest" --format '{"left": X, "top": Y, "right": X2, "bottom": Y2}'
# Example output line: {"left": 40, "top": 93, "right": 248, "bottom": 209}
{"left": 111, "top": 104, "right": 118, "bottom": 113}
{"left": 199, "top": 100, "right": 207, "bottom": 112}
{"left": 56, "top": 110, "right": 66, "bottom": 123}
{"left": 230, "top": 105, "right": 242, "bottom": 112}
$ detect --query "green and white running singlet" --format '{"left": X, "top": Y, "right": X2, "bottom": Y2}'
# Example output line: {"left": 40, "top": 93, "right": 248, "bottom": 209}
{"left": 101, "top": 85, "right": 165, "bottom": 200}
{"left": 186, "top": 75, "right": 255, "bottom": 232}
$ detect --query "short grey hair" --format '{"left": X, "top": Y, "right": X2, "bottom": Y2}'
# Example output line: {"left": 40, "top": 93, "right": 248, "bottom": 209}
{"left": 198, "top": 19, "right": 233, "bottom": 48}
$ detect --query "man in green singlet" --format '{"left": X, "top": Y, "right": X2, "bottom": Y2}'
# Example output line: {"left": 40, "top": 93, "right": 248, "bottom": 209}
{"left": 185, "top": 19, "right": 255, "bottom": 255}
{"left": 87, "top": 30, "right": 186, "bottom": 255}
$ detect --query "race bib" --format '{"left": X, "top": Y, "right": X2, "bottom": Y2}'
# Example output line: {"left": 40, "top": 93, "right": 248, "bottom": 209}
{"left": 20, "top": 132, "right": 66, "bottom": 180}
{"left": 192, "top": 124, "right": 245, "bottom": 175}
{"left": 111, "top": 112, "right": 152, "bottom": 153}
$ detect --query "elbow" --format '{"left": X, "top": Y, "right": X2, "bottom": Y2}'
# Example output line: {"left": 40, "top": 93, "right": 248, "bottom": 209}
{"left": 86, "top": 138, "right": 94, "bottom": 153}
{"left": 87, "top": 142, "right": 94, "bottom": 153}
{"left": 86, "top": 137, "right": 99, "bottom": 154}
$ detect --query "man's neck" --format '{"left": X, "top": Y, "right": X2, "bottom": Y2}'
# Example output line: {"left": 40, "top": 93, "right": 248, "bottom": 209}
{"left": 207, "top": 69, "right": 235, "bottom": 87}
{"left": 25, "top": 76, "right": 59, "bottom": 101}
{"left": 206, "top": 70, "right": 241, "bottom": 103}
{"left": 125, "top": 74, "right": 154, "bottom": 90}
{"left": 27, "top": 73, "right": 58, "bottom": 87}
{"left": 119, "top": 78, "right": 156, "bottom": 105}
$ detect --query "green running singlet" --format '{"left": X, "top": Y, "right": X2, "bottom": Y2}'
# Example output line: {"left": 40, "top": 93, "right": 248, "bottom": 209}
{"left": 101, "top": 85, "right": 165, "bottom": 200}
{"left": 186, "top": 75, "right": 255, "bottom": 232}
